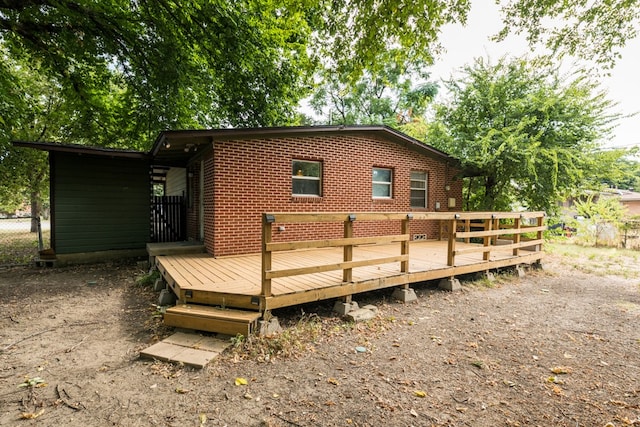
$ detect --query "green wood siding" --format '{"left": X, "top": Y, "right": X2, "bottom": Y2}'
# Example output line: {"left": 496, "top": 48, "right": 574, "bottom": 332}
{"left": 52, "top": 153, "right": 150, "bottom": 254}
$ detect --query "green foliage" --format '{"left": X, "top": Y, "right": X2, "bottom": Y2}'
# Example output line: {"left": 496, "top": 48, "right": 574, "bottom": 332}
{"left": 428, "top": 56, "right": 620, "bottom": 213}
{"left": 600, "top": 156, "right": 640, "bottom": 191}
{"left": 136, "top": 269, "right": 160, "bottom": 287}
{"left": 0, "top": 1, "right": 315, "bottom": 149}
{"left": 310, "top": 53, "right": 438, "bottom": 126}
{"left": 573, "top": 194, "right": 627, "bottom": 247}
{"left": 496, "top": 0, "right": 639, "bottom": 70}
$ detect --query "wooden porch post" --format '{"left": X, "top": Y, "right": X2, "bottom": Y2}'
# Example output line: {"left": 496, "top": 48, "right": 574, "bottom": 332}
{"left": 401, "top": 216, "right": 411, "bottom": 273}
{"left": 343, "top": 216, "right": 354, "bottom": 283}
{"left": 537, "top": 215, "right": 544, "bottom": 252}
{"left": 483, "top": 218, "right": 492, "bottom": 261}
{"left": 464, "top": 219, "right": 471, "bottom": 243}
{"left": 261, "top": 214, "right": 273, "bottom": 298}
{"left": 512, "top": 216, "right": 521, "bottom": 256}
{"left": 447, "top": 218, "right": 457, "bottom": 266}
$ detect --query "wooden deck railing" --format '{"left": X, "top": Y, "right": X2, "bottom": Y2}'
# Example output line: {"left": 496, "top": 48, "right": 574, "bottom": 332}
{"left": 261, "top": 211, "right": 545, "bottom": 298}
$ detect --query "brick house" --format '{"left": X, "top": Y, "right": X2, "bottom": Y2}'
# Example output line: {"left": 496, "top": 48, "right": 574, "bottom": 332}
{"left": 15, "top": 126, "right": 463, "bottom": 262}
{"left": 151, "top": 126, "right": 463, "bottom": 257}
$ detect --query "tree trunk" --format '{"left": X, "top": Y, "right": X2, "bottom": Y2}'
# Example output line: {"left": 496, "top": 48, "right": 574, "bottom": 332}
{"left": 30, "top": 190, "right": 41, "bottom": 233}
{"left": 484, "top": 175, "right": 497, "bottom": 211}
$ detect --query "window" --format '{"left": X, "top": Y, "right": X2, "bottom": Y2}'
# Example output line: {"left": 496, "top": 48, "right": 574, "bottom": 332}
{"left": 372, "top": 168, "right": 392, "bottom": 198}
{"left": 292, "top": 160, "right": 322, "bottom": 196}
{"left": 410, "top": 171, "right": 428, "bottom": 208}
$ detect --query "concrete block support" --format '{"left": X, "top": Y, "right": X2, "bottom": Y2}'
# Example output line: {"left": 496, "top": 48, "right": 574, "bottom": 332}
{"left": 158, "top": 289, "right": 177, "bottom": 306}
{"left": 439, "top": 277, "right": 462, "bottom": 291}
{"left": 392, "top": 287, "right": 418, "bottom": 303}
{"left": 515, "top": 265, "right": 526, "bottom": 278}
{"left": 333, "top": 300, "right": 359, "bottom": 315}
{"left": 153, "top": 277, "right": 166, "bottom": 292}
{"left": 346, "top": 305, "right": 379, "bottom": 322}
{"left": 259, "top": 317, "right": 282, "bottom": 336}
{"left": 481, "top": 271, "right": 496, "bottom": 282}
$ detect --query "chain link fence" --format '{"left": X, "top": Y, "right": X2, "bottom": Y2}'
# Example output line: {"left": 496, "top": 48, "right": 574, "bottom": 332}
{"left": 0, "top": 217, "right": 51, "bottom": 267}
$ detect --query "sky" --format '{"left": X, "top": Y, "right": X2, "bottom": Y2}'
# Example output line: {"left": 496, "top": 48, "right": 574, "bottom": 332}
{"left": 429, "top": 1, "right": 640, "bottom": 150}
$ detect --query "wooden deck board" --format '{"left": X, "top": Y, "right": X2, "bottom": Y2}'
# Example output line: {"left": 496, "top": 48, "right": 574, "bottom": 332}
{"left": 156, "top": 240, "right": 543, "bottom": 310}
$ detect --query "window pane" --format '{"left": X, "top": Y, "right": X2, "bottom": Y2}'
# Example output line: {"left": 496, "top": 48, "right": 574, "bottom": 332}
{"left": 373, "top": 168, "right": 391, "bottom": 183}
{"left": 410, "top": 171, "right": 427, "bottom": 208}
{"left": 410, "top": 190, "right": 426, "bottom": 208}
{"left": 373, "top": 183, "right": 391, "bottom": 198}
{"left": 293, "top": 160, "right": 320, "bottom": 178}
{"left": 293, "top": 179, "right": 320, "bottom": 195}
{"left": 410, "top": 171, "right": 426, "bottom": 181}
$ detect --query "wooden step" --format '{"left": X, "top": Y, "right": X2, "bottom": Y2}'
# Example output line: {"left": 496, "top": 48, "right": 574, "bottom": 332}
{"left": 164, "top": 304, "right": 261, "bottom": 336}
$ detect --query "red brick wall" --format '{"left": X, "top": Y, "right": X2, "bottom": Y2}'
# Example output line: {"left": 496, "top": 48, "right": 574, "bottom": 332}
{"left": 205, "top": 134, "right": 462, "bottom": 256}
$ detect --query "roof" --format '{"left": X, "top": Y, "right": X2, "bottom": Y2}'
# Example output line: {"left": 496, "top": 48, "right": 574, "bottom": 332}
{"left": 14, "top": 126, "right": 461, "bottom": 168}
{"left": 619, "top": 191, "right": 640, "bottom": 202}
{"left": 12, "top": 140, "right": 148, "bottom": 160}
{"left": 150, "top": 125, "right": 460, "bottom": 167}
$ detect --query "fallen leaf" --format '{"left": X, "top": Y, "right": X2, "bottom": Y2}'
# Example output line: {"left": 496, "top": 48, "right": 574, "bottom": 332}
{"left": 328, "top": 378, "right": 339, "bottom": 385}
{"left": 244, "top": 393, "right": 253, "bottom": 400}
{"left": 175, "top": 387, "right": 190, "bottom": 394}
{"left": 199, "top": 413, "right": 207, "bottom": 425}
{"left": 547, "top": 376, "right": 564, "bottom": 384}
{"left": 414, "top": 390, "right": 427, "bottom": 398}
{"left": 551, "top": 366, "right": 572, "bottom": 375}
{"left": 552, "top": 385, "right": 563, "bottom": 395}
{"left": 410, "top": 409, "right": 418, "bottom": 417}
{"left": 235, "top": 377, "right": 248, "bottom": 386}
{"left": 325, "top": 400, "right": 336, "bottom": 406}
{"left": 19, "top": 409, "right": 45, "bottom": 419}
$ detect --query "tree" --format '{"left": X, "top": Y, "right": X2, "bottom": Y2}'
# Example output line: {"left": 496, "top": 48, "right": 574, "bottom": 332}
{"left": 428, "top": 56, "right": 622, "bottom": 213}
{"left": 309, "top": 53, "right": 438, "bottom": 125}
{"left": 599, "top": 155, "right": 640, "bottom": 191}
{"left": 573, "top": 193, "right": 627, "bottom": 247}
{"left": 496, "top": 0, "right": 640, "bottom": 70}
{"left": 0, "top": 0, "right": 316, "bottom": 148}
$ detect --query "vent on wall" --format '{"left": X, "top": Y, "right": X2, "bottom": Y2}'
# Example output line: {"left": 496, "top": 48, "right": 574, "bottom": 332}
{"left": 413, "top": 234, "right": 427, "bottom": 241}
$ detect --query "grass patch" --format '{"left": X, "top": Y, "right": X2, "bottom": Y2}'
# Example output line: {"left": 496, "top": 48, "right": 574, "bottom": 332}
{"left": 136, "top": 269, "right": 160, "bottom": 286}
{"left": 546, "top": 242, "right": 640, "bottom": 279}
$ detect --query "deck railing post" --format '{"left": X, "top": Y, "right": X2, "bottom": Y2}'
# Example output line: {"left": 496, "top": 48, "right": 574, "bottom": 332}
{"left": 447, "top": 218, "right": 457, "bottom": 266}
{"left": 262, "top": 214, "right": 273, "bottom": 298}
{"left": 513, "top": 216, "right": 521, "bottom": 256}
{"left": 464, "top": 219, "right": 471, "bottom": 243}
{"left": 401, "top": 216, "right": 410, "bottom": 273}
{"left": 343, "top": 216, "right": 354, "bottom": 282}
{"left": 483, "top": 218, "right": 492, "bottom": 261}
{"left": 537, "top": 214, "right": 544, "bottom": 252}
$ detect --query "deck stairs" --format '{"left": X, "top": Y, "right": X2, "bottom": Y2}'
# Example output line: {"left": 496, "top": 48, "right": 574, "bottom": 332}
{"left": 163, "top": 303, "right": 262, "bottom": 336}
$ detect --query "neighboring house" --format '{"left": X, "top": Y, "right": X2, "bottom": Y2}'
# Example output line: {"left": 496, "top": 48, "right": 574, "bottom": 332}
{"left": 560, "top": 189, "right": 640, "bottom": 219}
{"left": 618, "top": 190, "right": 640, "bottom": 216}
{"left": 14, "top": 125, "right": 463, "bottom": 262}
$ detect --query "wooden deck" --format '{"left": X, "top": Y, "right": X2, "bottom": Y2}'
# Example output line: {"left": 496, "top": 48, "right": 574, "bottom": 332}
{"left": 155, "top": 211, "right": 545, "bottom": 313}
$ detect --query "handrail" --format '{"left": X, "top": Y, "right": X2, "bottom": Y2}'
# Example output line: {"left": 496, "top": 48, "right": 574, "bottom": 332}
{"left": 260, "top": 211, "right": 546, "bottom": 298}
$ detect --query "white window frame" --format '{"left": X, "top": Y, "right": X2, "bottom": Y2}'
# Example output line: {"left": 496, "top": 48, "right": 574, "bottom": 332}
{"left": 410, "top": 171, "right": 428, "bottom": 208}
{"left": 372, "top": 167, "right": 393, "bottom": 199}
{"left": 292, "top": 160, "right": 322, "bottom": 196}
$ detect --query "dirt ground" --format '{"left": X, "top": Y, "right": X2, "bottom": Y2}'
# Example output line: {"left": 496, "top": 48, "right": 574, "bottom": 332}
{"left": 1, "top": 244, "right": 640, "bottom": 427}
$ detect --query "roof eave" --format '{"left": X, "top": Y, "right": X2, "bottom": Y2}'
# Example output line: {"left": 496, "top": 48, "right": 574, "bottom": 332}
{"left": 12, "top": 140, "right": 149, "bottom": 160}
